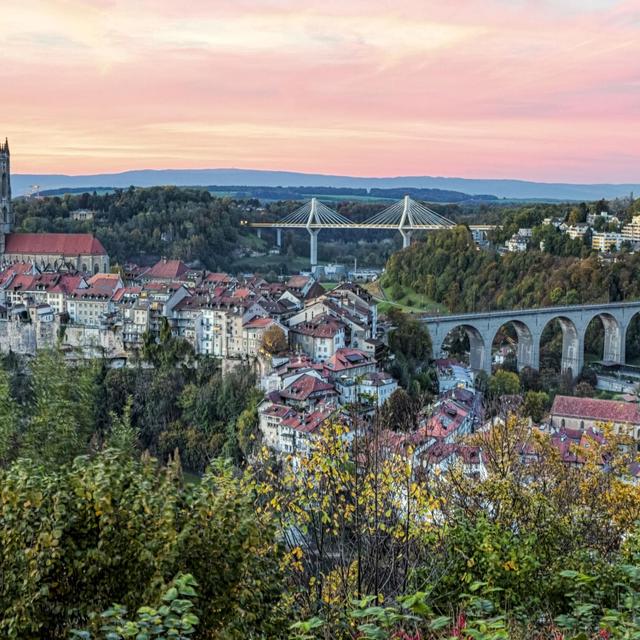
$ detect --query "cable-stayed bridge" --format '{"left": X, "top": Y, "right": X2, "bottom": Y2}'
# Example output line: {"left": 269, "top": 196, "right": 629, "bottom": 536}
{"left": 248, "top": 196, "right": 495, "bottom": 267}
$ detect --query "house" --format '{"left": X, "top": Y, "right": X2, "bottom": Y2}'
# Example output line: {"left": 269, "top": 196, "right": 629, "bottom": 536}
{"left": 288, "top": 295, "right": 374, "bottom": 349}
{"left": 419, "top": 388, "right": 483, "bottom": 447}
{"left": 566, "top": 224, "right": 590, "bottom": 240}
{"left": 548, "top": 426, "right": 606, "bottom": 467}
{"left": 171, "top": 293, "right": 280, "bottom": 359}
{"left": 70, "top": 209, "right": 95, "bottom": 221}
{"left": 1, "top": 271, "right": 87, "bottom": 314}
{"left": 242, "top": 316, "right": 288, "bottom": 358}
{"left": 258, "top": 403, "right": 298, "bottom": 450}
{"left": 622, "top": 215, "right": 640, "bottom": 244}
{"left": 285, "top": 275, "right": 324, "bottom": 301}
{"left": 592, "top": 232, "right": 623, "bottom": 252}
{"left": 505, "top": 234, "right": 527, "bottom": 252}
{"left": 587, "top": 212, "right": 620, "bottom": 226}
{"left": 67, "top": 286, "right": 115, "bottom": 327}
{"left": 258, "top": 400, "right": 337, "bottom": 455}
{"left": 435, "top": 359, "right": 474, "bottom": 393}
{"left": 550, "top": 395, "right": 640, "bottom": 437}
{"left": 113, "top": 287, "right": 148, "bottom": 350}
{"left": 323, "top": 347, "right": 377, "bottom": 381}
{"left": 289, "top": 314, "right": 346, "bottom": 362}
{"left": 277, "top": 403, "right": 338, "bottom": 455}
{"left": 279, "top": 373, "right": 337, "bottom": 410}
{"left": 336, "top": 371, "right": 398, "bottom": 407}
{"left": 140, "top": 258, "right": 191, "bottom": 283}
{"left": 314, "top": 263, "right": 346, "bottom": 280}
{"left": 419, "top": 442, "right": 486, "bottom": 478}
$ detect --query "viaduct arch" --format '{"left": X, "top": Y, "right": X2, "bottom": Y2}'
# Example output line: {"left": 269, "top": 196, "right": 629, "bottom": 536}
{"left": 424, "top": 301, "right": 637, "bottom": 379}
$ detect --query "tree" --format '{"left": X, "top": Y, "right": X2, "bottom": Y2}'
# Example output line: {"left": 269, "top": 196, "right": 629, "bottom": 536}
{"left": 522, "top": 390, "right": 550, "bottom": 423}
{"left": 0, "top": 453, "right": 286, "bottom": 639}
{"left": 20, "top": 350, "right": 99, "bottom": 467}
{"left": 0, "top": 366, "right": 19, "bottom": 466}
{"left": 256, "top": 420, "right": 435, "bottom": 613}
{"left": 519, "top": 366, "right": 541, "bottom": 392}
{"left": 387, "top": 309, "right": 432, "bottom": 363}
{"left": 235, "top": 390, "right": 262, "bottom": 459}
{"left": 386, "top": 309, "right": 432, "bottom": 391}
{"left": 381, "top": 388, "right": 420, "bottom": 432}
{"left": 488, "top": 370, "right": 520, "bottom": 397}
{"left": 261, "top": 324, "right": 288, "bottom": 355}
{"left": 429, "top": 415, "right": 640, "bottom": 624}
{"left": 575, "top": 381, "right": 595, "bottom": 397}
{"left": 142, "top": 318, "right": 194, "bottom": 369}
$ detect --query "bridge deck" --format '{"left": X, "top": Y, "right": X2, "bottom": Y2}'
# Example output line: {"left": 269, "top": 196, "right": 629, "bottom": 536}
{"left": 422, "top": 300, "right": 640, "bottom": 323}
{"left": 249, "top": 222, "right": 496, "bottom": 230}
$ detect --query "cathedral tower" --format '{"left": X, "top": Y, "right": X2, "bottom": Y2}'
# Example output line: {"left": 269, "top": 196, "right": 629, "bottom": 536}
{"left": 0, "top": 138, "right": 12, "bottom": 254}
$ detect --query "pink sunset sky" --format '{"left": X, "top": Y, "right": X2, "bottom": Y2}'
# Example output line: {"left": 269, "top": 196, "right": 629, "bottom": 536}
{"left": 2, "top": 0, "right": 639, "bottom": 181}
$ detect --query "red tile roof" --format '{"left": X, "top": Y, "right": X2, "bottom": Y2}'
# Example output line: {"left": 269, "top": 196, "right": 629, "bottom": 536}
{"left": 243, "top": 316, "right": 275, "bottom": 329}
{"left": 1, "top": 262, "right": 36, "bottom": 276}
{"left": 145, "top": 259, "right": 190, "bottom": 280}
{"left": 6, "top": 274, "right": 36, "bottom": 291}
{"left": 112, "top": 286, "right": 142, "bottom": 302}
{"left": 262, "top": 403, "right": 296, "bottom": 419}
{"left": 291, "top": 314, "right": 345, "bottom": 338}
{"left": 551, "top": 395, "right": 640, "bottom": 425}
{"left": 4, "top": 233, "right": 107, "bottom": 256}
{"left": 68, "top": 285, "right": 113, "bottom": 300}
{"left": 422, "top": 442, "right": 482, "bottom": 466}
{"left": 286, "top": 275, "right": 311, "bottom": 290}
{"left": 281, "top": 404, "right": 337, "bottom": 434}
{"left": 88, "top": 273, "right": 119, "bottom": 285}
{"left": 203, "top": 272, "right": 232, "bottom": 283}
{"left": 324, "top": 347, "right": 373, "bottom": 372}
{"left": 426, "top": 402, "right": 470, "bottom": 439}
{"left": 280, "top": 374, "right": 336, "bottom": 401}
{"left": 547, "top": 427, "right": 606, "bottom": 465}
{"left": 233, "top": 287, "right": 253, "bottom": 299}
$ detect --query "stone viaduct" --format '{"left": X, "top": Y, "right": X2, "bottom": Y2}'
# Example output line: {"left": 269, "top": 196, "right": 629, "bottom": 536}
{"left": 423, "top": 301, "right": 640, "bottom": 378}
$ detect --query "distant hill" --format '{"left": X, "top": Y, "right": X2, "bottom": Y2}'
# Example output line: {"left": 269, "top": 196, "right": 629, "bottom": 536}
{"left": 12, "top": 168, "right": 640, "bottom": 201}
{"left": 35, "top": 184, "right": 497, "bottom": 203}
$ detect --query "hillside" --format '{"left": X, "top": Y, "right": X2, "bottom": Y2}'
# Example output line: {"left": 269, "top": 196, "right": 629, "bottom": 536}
{"left": 13, "top": 168, "right": 640, "bottom": 200}
{"left": 383, "top": 226, "right": 640, "bottom": 313}
{"left": 36, "top": 184, "right": 496, "bottom": 204}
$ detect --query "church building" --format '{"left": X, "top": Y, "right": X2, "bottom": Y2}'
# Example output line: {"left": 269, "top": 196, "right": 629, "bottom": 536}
{"left": 0, "top": 138, "right": 109, "bottom": 273}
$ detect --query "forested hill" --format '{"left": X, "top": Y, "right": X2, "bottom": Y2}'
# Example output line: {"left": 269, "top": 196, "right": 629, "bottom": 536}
{"left": 383, "top": 226, "right": 640, "bottom": 313}
{"left": 38, "top": 184, "right": 497, "bottom": 203}
{"left": 12, "top": 187, "right": 253, "bottom": 270}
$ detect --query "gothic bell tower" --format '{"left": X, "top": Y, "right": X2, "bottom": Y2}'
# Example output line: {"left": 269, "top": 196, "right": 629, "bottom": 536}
{"left": 0, "top": 138, "right": 12, "bottom": 255}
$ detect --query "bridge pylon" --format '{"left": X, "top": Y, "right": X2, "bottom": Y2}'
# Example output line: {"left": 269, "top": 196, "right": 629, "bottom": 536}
{"left": 399, "top": 195, "right": 413, "bottom": 248}
{"left": 306, "top": 198, "right": 321, "bottom": 268}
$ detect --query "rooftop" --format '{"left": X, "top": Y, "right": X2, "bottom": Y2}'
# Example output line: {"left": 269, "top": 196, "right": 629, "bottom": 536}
{"left": 145, "top": 259, "right": 190, "bottom": 280}
{"left": 551, "top": 395, "right": 640, "bottom": 425}
{"left": 5, "top": 233, "right": 107, "bottom": 257}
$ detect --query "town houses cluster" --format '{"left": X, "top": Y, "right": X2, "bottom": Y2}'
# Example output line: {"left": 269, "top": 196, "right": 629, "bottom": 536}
{"left": 0, "top": 254, "right": 402, "bottom": 447}
{"left": 0, "top": 257, "right": 381, "bottom": 360}
{"left": 3, "top": 252, "right": 640, "bottom": 473}
{"left": 494, "top": 208, "right": 640, "bottom": 255}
